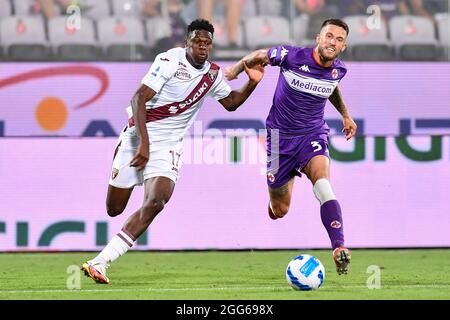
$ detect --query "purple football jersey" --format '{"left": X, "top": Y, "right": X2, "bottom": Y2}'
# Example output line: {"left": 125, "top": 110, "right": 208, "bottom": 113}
{"left": 266, "top": 45, "right": 347, "bottom": 136}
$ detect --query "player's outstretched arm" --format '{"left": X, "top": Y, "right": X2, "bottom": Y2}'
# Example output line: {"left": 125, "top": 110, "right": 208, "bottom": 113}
{"left": 225, "top": 49, "right": 269, "bottom": 81}
{"left": 129, "top": 85, "right": 157, "bottom": 170}
{"left": 328, "top": 86, "right": 357, "bottom": 140}
{"left": 219, "top": 62, "right": 265, "bottom": 112}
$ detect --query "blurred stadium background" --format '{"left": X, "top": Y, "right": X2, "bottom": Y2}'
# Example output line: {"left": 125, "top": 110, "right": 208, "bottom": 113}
{"left": 0, "top": 0, "right": 448, "bottom": 61}
{"left": 0, "top": 0, "right": 450, "bottom": 299}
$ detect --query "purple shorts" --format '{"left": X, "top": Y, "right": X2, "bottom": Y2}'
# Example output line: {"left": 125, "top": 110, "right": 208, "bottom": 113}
{"left": 266, "top": 130, "right": 329, "bottom": 189}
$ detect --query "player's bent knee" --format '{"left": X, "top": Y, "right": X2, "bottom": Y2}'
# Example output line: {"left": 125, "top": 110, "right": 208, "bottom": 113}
{"left": 141, "top": 198, "right": 166, "bottom": 216}
{"left": 138, "top": 199, "right": 166, "bottom": 225}
{"left": 106, "top": 204, "right": 126, "bottom": 217}
{"left": 272, "top": 202, "right": 289, "bottom": 218}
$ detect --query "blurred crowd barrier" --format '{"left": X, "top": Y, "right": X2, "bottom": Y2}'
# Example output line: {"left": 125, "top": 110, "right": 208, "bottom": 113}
{"left": 0, "top": 0, "right": 448, "bottom": 61}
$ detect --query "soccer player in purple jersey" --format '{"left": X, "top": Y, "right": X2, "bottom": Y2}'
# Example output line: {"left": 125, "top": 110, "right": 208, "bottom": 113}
{"left": 225, "top": 19, "right": 357, "bottom": 275}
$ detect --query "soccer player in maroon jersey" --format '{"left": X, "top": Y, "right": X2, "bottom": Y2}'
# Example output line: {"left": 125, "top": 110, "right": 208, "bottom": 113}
{"left": 82, "top": 19, "right": 264, "bottom": 284}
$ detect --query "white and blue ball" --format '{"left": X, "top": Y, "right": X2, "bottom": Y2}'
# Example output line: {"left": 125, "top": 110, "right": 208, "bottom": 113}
{"left": 286, "top": 254, "right": 325, "bottom": 291}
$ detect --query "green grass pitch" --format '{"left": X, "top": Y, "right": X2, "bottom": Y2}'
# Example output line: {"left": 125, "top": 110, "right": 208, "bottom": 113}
{"left": 0, "top": 249, "right": 449, "bottom": 300}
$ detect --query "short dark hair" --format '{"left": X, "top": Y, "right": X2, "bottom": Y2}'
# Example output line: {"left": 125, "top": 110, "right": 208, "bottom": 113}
{"left": 187, "top": 19, "right": 214, "bottom": 36}
{"left": 321, "top": 19, "right": 349, "bottom": 36}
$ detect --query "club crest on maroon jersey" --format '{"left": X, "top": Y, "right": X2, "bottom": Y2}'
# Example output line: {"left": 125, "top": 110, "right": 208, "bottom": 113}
{"left": 208, "top": 69, "right": 218, "bottom": 81}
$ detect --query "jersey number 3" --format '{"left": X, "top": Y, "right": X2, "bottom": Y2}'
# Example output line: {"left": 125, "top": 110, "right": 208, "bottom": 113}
{"left": 311, "top": 141, "right": 322, "bottom": 152}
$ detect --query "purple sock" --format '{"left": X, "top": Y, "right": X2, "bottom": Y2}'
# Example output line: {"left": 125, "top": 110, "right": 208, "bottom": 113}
{"left": 320, "top": 200, "right": 344, "bottom": 250}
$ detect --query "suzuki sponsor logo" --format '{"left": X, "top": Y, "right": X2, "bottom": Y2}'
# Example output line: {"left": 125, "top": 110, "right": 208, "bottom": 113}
{"left": 177, "top": 82, "right": 208, "bottom": 109}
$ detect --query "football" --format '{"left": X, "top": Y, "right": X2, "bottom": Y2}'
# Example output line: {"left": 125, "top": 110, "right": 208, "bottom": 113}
{"left": 285, "top": 254, "right": 325, "bottom": 291}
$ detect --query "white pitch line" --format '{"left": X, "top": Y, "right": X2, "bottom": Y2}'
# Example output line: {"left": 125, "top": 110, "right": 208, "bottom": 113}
{"left": 1, "top": 284, "right": 450, "bottom": 294}
{"left": 0, "top": 286, "right": 285, "bottom": 294}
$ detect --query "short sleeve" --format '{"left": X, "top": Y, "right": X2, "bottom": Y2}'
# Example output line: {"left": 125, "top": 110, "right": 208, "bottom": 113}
{"left": 141, "top": 53, "right": 176, "bottom": 93}
{"left": 267, "top": 45, "right": 293, "bottom": 67}
{"left": 210, "top": 69, "right": 231, "bottom": 101}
